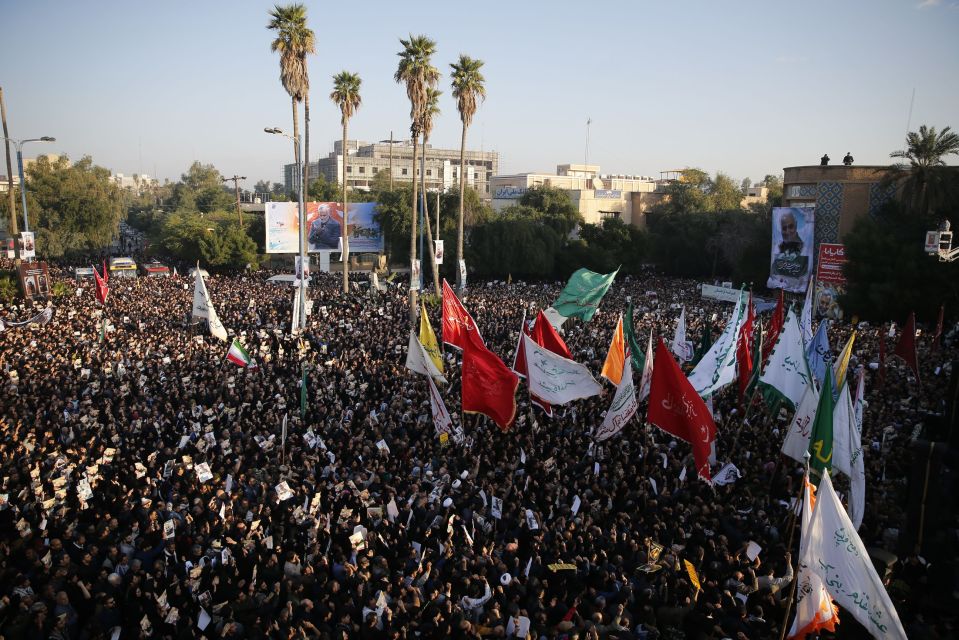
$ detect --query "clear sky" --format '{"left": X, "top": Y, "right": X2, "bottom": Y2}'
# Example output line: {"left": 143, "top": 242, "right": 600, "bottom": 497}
{"left": 2, "top": 0, "right": 957, "bottom": 190}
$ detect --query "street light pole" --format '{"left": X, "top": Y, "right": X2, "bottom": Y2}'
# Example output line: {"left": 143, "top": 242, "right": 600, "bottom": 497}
{"left": 265, "top": 128, "right": 307, "bottom": 331}
{"left": 2, "top": 136, "right": 55, "bottom": 241}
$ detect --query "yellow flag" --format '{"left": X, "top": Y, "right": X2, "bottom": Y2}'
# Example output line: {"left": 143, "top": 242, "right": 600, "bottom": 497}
{"left": 684, "top": 559, "right": 701, "bottom": 592}
{"left": 601, "top": 314, "right": 626, "bottom": 385}
{"left": 833, "top": 331, "right": 856, "bottom": 389}
{"left": 419, "top": 302, "right": 444, "bottom": 374}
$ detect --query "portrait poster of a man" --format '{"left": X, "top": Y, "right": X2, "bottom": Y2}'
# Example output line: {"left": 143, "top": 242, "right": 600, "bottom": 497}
{"left": 767, "top": 207, "right": 815, "bottom": 293}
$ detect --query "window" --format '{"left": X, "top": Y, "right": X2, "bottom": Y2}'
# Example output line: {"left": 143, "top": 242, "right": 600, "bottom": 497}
{"left": 402, "top": 168, "right": 408, "bottom": 175}
{"left": 347, "top": 166, "right": 352, "bottom": 173}
{"left": 600, "top": 211, "right": 620, "bottom": 220}
{"left": 359, "top": 167, "right": 365, "bottom": 174}
{"left": 426, "top": 169, "right": 432, "bottom": 176}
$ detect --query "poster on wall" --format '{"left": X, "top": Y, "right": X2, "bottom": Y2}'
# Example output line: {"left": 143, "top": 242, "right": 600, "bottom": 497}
{"left": 20, "top": 232, "right": 36, "bottom": 259}
{"left": 265, "top": 202, "right": 383, "bottom": 254}
{"left": 766, "top": 207, "right": 815, "bottom": 294}
{"left": 434, "top": 240, "right": 444, "bottom": 265}
{"left": 815, "top": 243, "right": 846, "bottom": 321}
{"left": 18, "top": 261, "right": 50, "bottom": 299}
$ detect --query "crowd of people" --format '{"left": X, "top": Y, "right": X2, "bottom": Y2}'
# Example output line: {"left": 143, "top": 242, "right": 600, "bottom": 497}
{"left": 0, "top": 260, "right": 955, "bottom": 640}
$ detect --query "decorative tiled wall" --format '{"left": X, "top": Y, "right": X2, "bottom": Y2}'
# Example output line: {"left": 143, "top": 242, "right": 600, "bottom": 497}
{"left": 868, "top": 181, "right": 897, "bottom": 218}
{"left": 815, "top": 181, "right": 843, "bottom": 246}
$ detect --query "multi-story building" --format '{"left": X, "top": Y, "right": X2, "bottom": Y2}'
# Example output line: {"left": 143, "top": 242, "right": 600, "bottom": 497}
{"left": 782, "top": 164, "right": 896, "bottom": 248}
{"left": 285, "top": 139, "right": 498, "bottom": 198}
{"left": 111, "top": 173, "right": 159, "bottom": 195}
{"left": 490, "top": 164, "right": 662, "bottom": 227}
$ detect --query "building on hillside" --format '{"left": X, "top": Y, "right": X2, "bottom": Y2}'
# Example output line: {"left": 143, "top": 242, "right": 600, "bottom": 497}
{"left": 490, "top": 164, "right": 666, "bottom": 227}
{"left": 782, "top": 164, "right": 896, "bottom": 247}
{"left": 285, "top": 139, "right": 498, "bottom": 198}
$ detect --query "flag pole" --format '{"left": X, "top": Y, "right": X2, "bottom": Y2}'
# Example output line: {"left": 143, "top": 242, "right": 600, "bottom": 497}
{"left": 778, "top": 451, "right": 810, "bottom": 640}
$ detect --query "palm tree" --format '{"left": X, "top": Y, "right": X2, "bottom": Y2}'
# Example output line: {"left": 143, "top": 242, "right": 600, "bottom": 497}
{"left": 330, "top": 71, "right": 362, "bottom": 294}
{"left": 450, "top": 55, "right": 486, "bottom": 290}
{"left": 395, "top": 35, "right": 439, "bottom": 325}
{"left": 267, "top": 4, "right": 315, "bottom": 199}
{"left": 886, "top": 125, "right": 959, "bottom": 218}
{"left": 420, "top": 88, "right": 442, "bottom": 294}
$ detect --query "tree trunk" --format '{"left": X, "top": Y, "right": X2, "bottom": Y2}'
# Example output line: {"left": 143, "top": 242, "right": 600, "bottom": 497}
{"left": 409, "top": 126, "right": 419, "bottom": 328}
{"left": 303, "top": 94, "right": 310, "bottom": 199}
{"left": 292, "top": 98, "right": 300, "bottom": 197}
{"left": 342, "top": 120, "right": 349, "bottom": 293}
{"left": 456, "top": 122, "right": 467, "bottom": 290}
{"left": 0, "top": 87, "right": 17, "bottom": 236}
{"left": 422, "top": 135, "right": 440, "bottom": 294}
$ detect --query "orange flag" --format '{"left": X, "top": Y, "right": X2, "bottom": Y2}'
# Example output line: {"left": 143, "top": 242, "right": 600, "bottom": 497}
{"left": 601, "top": 315, "right": 626, "bottom": 385}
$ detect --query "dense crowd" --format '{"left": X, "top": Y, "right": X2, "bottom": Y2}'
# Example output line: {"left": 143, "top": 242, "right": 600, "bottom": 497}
{"left": 0, "top": 263, "right": 955, "bottom": 640}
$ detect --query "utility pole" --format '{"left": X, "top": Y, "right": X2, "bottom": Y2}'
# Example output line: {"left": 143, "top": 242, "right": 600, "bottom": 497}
{"left": 222, "top": 175, "right": 246, "bottom": 226}
{"left": 0, "top": 87, "right": 17, "bottom": 236}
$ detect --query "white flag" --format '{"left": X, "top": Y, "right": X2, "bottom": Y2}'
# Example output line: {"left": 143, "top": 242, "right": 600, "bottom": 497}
{"left": 782, "top": 382, "right": 820, "bottom": 463}
{"left": 593, "top": 352, "right": 637, "bottom": 442}
{"left": 849, "top": 369, "right": 866, "bottom": 529}
{"left": 688, "top": 290, "right": 747, "bottom": 398}
{"left": 832, "top": 384, "right": 854, "bottom": 477}
{"left": 639, "top": 329, "right": 654, "bottom": 402}
{"left": 759, "top": 308, "right": 812, "bottom": 410}
{"left": 192, "top": 268, "right": 227, "bottom": 341}
{"left": 671, "top": 307, "right": 694, "bottom": 362}
{"left": 522, "top": 334, "right": 602, "bottom": 405}
{"left": 802, "top": 473, "right": 907, "bottom": 640}
{"left": 404, "top": 331, "right": 447, "bottom": 384}
{"left": 799, "top": 278, "right": 814, "bottom": 349}
{"left": 712, "top": 462, "right": 742, "bottom": 486}
{"left": 788, "top": 475, "right": 839, "bottom": 639}
{"left": 426, "top": 375, "right": 453, "bottom": 437}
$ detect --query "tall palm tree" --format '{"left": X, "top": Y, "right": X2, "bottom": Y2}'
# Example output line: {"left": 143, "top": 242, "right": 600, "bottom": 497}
{"left": 267, "top": 4, "right": 315, "bottom": 199}
{"left": 395, "top": 35, "right": 439, "bottom": 325}
{"left": 886, "top": 125, "right": 959, "bottom": 218}
{"left": 331, "top": 71, "right": 362, "bottom": 294}
{"left": 420, "top": 88, "right": 442, "bottom": 294}
{"left": 450, "top": 55, "right": 486, "bottom": 290}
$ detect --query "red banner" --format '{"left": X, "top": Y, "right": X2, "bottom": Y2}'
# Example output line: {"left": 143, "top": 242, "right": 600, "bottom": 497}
{"left": 816, "top": 243, "right": 846, "bottom": 285}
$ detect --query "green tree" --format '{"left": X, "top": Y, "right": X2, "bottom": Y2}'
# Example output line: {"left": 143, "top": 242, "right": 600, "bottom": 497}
{"left": 268, "top": 3, "right": 315, "bottom": 198}
{"left": 469, "top": 207, "right": 565, "bottom": 279}
{"left": 396, "top": 35, "right": 439, "bottom": 320}
{"left": 842, "top": 200, "right": 959, "bottom": 320}
{"left": 518, "top": 185, "right": 583, "bottom": 236}
{"left": 11, "top": 155, "right": 124, "bottom": 257}
{"left": 172, "top": 162, "right": 234, "bottom": 213}
{"left": 762, "top": 174, "right": 783, "bottom": 207}
{"left": 709, "top": 172, "right": 745, "bottom": 211}
{"left": 885, "top": 124, "right": 959, "bottom": 218}
{"left": 450, "top": 54, "right": 486, "bottom": 289}
{"left": 330, "top": 70, "right": 362, "bottom": 293}
{"left": 420, "top": 87, "right": 442, "bottom": 294}
{"left": 307, "top": 173, "right": 340, "bottom": 202}
{"left": 652, "top": 168, "right": 711, "bottom": 214}
{"left": 199, "top": 224, "right": 259, "bottom": 271}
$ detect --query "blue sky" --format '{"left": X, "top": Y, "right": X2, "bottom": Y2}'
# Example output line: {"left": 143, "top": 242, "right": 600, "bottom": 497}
{"left": 2, "top": 0, "right": 957, "bottom": 189}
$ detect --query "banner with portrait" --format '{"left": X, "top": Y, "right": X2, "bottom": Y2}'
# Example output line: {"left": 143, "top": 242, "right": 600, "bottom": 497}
{"left": 20, "top": 232, "right": 36, "bottom": 259}
{"left": 18, "top": 261, "right": 50, "bottom": 299}
{"left": 814, "top": 243, "right": 846, "bottom": 321}
{"left": 265, "top": 202, "right": 383, "bottom": 254}
{"left": 767, "top": 207, "right": 815, "bottom": 294}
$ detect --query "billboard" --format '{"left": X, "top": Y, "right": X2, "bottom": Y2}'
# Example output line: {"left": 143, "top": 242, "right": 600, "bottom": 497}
{"left": 815, "top": 243, "right": 846, "bottom": 321}
{"left": 767, "top": 207, "right": 815, "bottom": 294}
{"left": 265, "top": 201, "right": 383, "bottom": 254}
{"left": 18, "top": 261, "right": 50, "bottom": 299}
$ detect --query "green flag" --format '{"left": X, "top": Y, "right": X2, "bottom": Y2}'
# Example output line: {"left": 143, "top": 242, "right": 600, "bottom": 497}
{"left": 691, "top": 317, "right": 713, "bottom": 366}
{"left": 808, "top": 366, "right": 835, "bottom": 482}
{"left": 300, "top": 365, "right": 308, "bottom": 418}
{"left": 624, "top": 303, "right": 645, "bottom": 371}
{"left": 552, "top": 267, "right": 619, "bottom": 321}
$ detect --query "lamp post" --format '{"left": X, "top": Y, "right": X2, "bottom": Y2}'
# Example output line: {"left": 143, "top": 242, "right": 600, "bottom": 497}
{"left": 3, "top": 136, "right": 55, "bottom": 235}
{"left": 265, "top": 127, "right": 307, "bottom": 331}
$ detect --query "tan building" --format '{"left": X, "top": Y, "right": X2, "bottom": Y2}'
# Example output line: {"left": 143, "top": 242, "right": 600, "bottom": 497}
{"left": 741, "top": 185, "right": 769, "bottom": 209}
{"left": 782, "top": 164, "right": 895, "bottom": 247}
{"left": 491, "top": 164, "right": 659, "bottom": 226}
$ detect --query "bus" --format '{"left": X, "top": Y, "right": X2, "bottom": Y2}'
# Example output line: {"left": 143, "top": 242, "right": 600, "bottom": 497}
{"left": 109, "top": 257, "right": 138, "bottom": 279}
{"left": 140, "top": 261, "right": 171, "bottom": 278}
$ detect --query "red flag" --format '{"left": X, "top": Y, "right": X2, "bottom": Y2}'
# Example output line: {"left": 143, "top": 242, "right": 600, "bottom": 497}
{"left": 512, "top": 311, "right": 573, "bottom": 418}
{"left": 933, "top": 304, "right": 944, "bottom": 350}
{"left": 736, "top": 293, "right": 755, "bottom": 405}
{"left": 648, "top": 338, "right": 716, "bottom": 482}
{"left": 93, "top": 266, "right": 109, "bottom": 305}
{"left": 462, "top": 330, "right": 519, "bottom": 431}
{"left": 102, "top": 259, "right": 109, "bottom": 283}
{"left": 762, "top": 290, "right": 785, "bottom": 363}
{"left": 442, "top": 279, "right": 483, "bottom": 350}
{"left": 894, "top": 312, "right": 921, "bottom": 385}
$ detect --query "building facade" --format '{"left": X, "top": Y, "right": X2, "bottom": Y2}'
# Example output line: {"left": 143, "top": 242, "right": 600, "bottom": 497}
{"left": 782, "top": 165, "right": 896, "bottom": 247}
{"left": 490, "top": 164, "right": 660, "bottom": 226}
{"left": 285, "top": 139, "right": 498, "bottom": 198}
